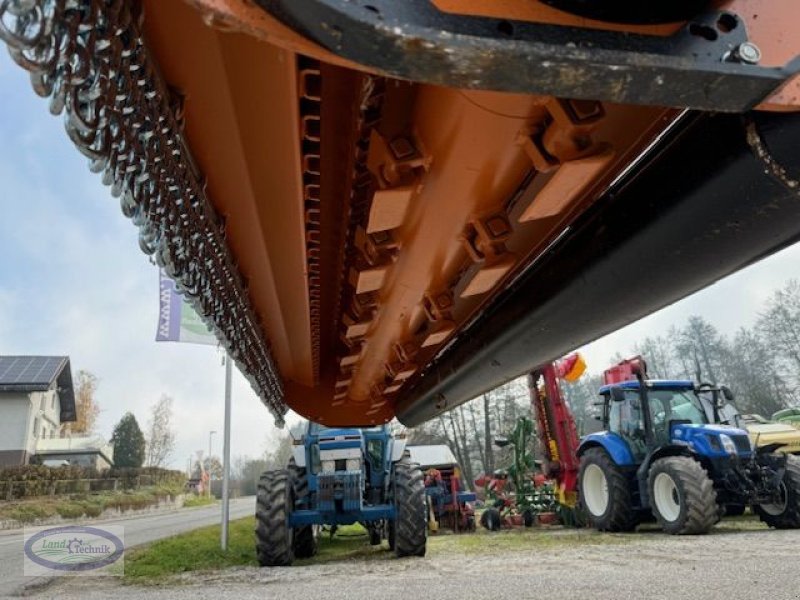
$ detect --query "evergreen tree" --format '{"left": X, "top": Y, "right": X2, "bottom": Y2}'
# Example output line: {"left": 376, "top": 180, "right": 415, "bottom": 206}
{"left": 111, "top": 412, "right": 146, "bottom": 468}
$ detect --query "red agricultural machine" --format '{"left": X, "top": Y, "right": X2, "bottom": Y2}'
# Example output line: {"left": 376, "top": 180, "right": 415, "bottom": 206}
{"left": 408, "top": 445, "right": 476, "bottom": 533}
{"left": 476, "top": 354, "right": 585, "bottom": 530}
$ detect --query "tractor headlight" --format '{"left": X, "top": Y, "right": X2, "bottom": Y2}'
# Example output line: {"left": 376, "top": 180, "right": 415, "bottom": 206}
{"left": 321, "top": 460, "right": 335, "bottom": 472}
{"left": 719, "top": 434, "right": 737, "bottom": 455}
{"left": 346, "top": 458, "right": 360, "bottom": 471}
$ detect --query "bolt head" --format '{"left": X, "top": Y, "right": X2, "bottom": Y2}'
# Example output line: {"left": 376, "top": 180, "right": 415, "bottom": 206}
{"left": 736, "top": 42, "right": 762, "bottom": 65}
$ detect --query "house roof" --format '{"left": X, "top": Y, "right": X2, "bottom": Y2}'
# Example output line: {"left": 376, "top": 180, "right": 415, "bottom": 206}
{"left": 0, "top": 356, "right": 76, "bottom": 422}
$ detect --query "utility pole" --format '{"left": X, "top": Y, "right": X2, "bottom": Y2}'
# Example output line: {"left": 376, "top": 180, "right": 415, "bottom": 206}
{"left": 221, "top": 354, "right": 232, "bottom": 550}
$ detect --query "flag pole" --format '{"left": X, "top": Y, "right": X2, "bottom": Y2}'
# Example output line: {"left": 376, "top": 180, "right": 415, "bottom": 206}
{"left": 221, "top": 353, "right": 232, "bottom": 550}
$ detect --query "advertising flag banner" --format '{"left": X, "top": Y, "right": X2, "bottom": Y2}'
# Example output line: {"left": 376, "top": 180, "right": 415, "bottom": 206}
{"left": 156, "top": 271, "right": 217, "bottom": 346}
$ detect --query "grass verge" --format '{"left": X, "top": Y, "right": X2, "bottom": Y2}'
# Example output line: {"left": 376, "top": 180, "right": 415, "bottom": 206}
{"left": 183, "top": 495, "right": 217, "bottom": 508}
{"left": 0, "top": 487, "right": 191, "bottom": 524}
{"left": 123, "top": 517, "right": 638, "bottom": 583}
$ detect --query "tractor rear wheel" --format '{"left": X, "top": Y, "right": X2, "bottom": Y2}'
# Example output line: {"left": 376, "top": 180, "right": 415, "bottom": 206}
{"left": 648, "top": 456, "right": 717, "bottom": 535}
{"left": 386, "top": 519, "right": 396, "bottom": 550}
{"left": 287, "top": 458, "right": 318, "bottom": 558}
{"left": 755, "top": 455, "right": 800, "bottom": 529}
{"left": 293, "top": 524, "right": 319, "bottom": 559}
{"left": 578, "top": 448, "right": 638, "bottom": 532}
{"left": 255, "top": 470, "right": 295, "bottom": 566}
{"left": 392, "top": 458, "right": 427, "bottom": 557}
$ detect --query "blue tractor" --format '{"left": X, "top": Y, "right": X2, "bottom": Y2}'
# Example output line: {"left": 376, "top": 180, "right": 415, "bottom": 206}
{"left": 577, "top": 359, "right": 800, "bottom": 534}
{"left": 255, "top": 422, "right": 427, "bottom": 566}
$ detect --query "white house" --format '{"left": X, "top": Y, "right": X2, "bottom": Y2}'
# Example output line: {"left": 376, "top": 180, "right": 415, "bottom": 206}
{"left": 0, "top": 356, "right": 77, "bottom": 467}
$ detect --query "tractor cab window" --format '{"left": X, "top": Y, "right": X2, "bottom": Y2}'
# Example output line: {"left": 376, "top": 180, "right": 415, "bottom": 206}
{"left": 608, "top": 391, "right": 647, "bottom": 460}
{"left": 648, "top": 389, "right": 708, "bottom": 445}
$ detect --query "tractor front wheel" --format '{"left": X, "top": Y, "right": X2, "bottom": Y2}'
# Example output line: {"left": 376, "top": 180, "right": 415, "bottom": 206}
{"left": 287, "top": 458, "right": 318, "bottom": 558}
{"left": 648, "top": 456, "right": 717, "bottom": 535}
{"left": 578, "top": 448, "right": 637, "bottom": 532}
{"left": 755, "top": 455, "right": 800, "bottom": 529}
{"left": 393, "top": 458, "right": 427, "bottom": 557}
{"left": 255, "top": 469, "right": 295, "bottom": 566}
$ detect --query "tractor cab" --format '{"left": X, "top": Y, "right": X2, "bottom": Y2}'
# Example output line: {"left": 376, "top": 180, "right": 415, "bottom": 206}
{"left": 597, "top": 379, "right": 753, "bottom": 463}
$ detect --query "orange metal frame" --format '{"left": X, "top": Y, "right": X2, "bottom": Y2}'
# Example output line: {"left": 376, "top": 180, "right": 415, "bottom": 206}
{"left": 139, "top": 0, "right": 800, "bottom": 424}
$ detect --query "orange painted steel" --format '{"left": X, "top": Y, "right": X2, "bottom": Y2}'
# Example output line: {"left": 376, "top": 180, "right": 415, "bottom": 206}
{"left": 133, "top": 1, "right": 800, "bottom": 425}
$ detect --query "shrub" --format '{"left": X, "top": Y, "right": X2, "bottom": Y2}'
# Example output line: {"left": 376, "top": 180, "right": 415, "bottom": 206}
{"left": 56, "top": 503, "right": 86, "bottom": 519}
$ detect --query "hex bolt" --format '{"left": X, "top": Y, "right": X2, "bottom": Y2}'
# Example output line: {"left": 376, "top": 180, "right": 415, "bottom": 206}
{"left": 734, "top": 42, "right": 762, "bottom": 65}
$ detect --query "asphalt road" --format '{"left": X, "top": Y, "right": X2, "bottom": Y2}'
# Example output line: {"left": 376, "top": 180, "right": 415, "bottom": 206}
{"left": 0, "top": 496, "right": 254, "bottom": 597}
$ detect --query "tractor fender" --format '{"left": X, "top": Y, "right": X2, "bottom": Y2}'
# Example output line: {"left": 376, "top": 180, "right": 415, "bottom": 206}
{"left": 292, "top": 444, "right": 307, "bottom": 468}
{"left": 578, "top": 433, "right": 636, "bottom": 467}
{"left": 390, "top": 438, "right": 408, "bottom": 463}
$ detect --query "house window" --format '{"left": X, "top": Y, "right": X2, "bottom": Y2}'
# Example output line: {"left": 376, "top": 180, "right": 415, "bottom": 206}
{"left": 40, "top": 395, "right": 45, "bottom": 411}
{"left": 51, "top": 396, "right": 55, "bottom": 410}
{"left": 33, "top": 418, "right": 39, "bottom": 438}
{"left": 42, "top": 427, "right": 46, "bottom": 439}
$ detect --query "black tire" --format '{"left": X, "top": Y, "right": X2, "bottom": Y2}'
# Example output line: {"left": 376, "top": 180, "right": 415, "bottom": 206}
{"left": 386, "top": 519, "right": 396, "bottom": 550}
{"left": 369, "top": 526, "right": 382, "bottom": 546}
{"left": 755, "top": 455, "right": 800, "bottom": 529}
{"left": 522, "top": 508, "right": 535, "bottom": 528}
{"left": 255, "top": 469, "right": 295, "bottom": 566}
{"left": 393, "top": 458, "right": 427, "bottom": 557}
{"left": 293, "top": 525, "right": 319, "bottom": 559}
{"left": 480, "top": 508, "right": 502, "bottom": 531}
{"left": 648, "top": 456, "right": 717, "bottom": 535}
{"left": 287, "top": 458, "right": 318, "bottom": 558}
{"left": 287, "top": 457, "right": 309, "bottom": 501}
{"left": 578, "top": 448, "right": 638, "bottom": 532}
{"left": 725, "top": 503, "right": 746, "bottom": 517}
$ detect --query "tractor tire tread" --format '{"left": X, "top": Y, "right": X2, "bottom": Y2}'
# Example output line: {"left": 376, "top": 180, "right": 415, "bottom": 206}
{"left": 756, "top": 454, "right": 800, "bottom": 529}
{"left": 579, "top": 447, "right": 638, "bottom": 532}
{"left": 649, "top": 456, "right": 717, "bottom": 535}
{"left": 255, "top": 469, "right": 295, "bottom": 566}
{"left": 393, "top": 458, "right": 427, "bottom": 557}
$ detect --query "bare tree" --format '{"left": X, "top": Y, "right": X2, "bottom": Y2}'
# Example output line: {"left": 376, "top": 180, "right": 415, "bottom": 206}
{"left": 759, "top": 279, "right": 800, "bottom": 391}
{"left": 63, "top": 370, "right": 100, "bottom": 435}
{"left": 145, "top": 395, "right": 177, "bottom": 467}
{"left": 264, "top": 432, "right": 294, "bottom": 470}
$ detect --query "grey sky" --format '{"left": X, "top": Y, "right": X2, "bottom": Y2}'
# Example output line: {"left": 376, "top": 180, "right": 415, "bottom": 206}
{"left": 1, "top": 50, "right": 797, "bottom": 468}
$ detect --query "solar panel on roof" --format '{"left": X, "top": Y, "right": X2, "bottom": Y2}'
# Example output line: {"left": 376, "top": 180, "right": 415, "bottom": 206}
{"left": 0, "top": 356, "right": 67, "bottom": 386}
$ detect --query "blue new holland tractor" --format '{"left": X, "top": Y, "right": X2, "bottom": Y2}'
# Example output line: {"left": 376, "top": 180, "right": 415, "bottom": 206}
{"left": 255, "top": 422, "right": 427, "bottom": 566}
{"left": 577, "top": 358, "right": 800, "bottom": 534}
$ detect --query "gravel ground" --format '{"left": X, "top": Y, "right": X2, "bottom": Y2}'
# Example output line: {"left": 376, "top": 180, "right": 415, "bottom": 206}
{"left": 15, "top": 526, "right": 800, "bottom": 600}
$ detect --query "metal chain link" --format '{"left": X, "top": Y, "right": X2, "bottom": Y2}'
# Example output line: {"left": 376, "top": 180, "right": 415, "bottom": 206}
{"left": 0, "top": 0, "right": 287, "bottom": 425}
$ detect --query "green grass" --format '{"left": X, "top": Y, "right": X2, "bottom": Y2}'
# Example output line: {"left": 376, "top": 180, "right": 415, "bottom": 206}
{"left": 0, "top": 487, "right": 187, "bottom": 524}
{"left": 124, "top": 517, "right": 258, "bottom": 580}
{"left": 183, "top": 495, "right": 217, "bottom": 508}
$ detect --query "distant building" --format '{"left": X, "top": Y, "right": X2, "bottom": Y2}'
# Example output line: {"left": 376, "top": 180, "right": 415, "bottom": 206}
{"left": 0, "top": 356, "right": 82, "bottom": 467}
{"left": 35, "top": 435, "right": 115, "bottom": 471}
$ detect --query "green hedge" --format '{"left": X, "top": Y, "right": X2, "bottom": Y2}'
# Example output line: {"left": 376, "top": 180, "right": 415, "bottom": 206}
{"left": 0, "top": 466, "right": 185, "bottom": 500}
